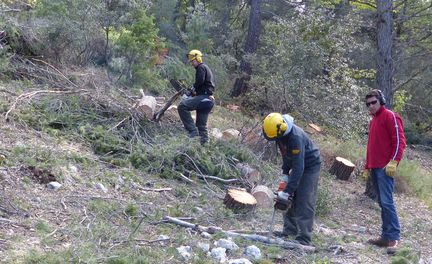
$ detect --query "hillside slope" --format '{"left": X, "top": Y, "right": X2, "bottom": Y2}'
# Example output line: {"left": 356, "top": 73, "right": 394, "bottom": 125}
{"left": 1, "top": 85, "right": 432, "bottom": 264}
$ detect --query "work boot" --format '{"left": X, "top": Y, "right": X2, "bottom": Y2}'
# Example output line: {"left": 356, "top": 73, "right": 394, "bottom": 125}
{"left": 386, "top": 240, "right": 399, "bottom": 255}
{"left": 367, "top": 237, "right": 389, "bottom": 247}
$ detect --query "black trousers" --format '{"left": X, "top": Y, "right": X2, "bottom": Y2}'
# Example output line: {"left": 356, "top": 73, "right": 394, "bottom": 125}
{"left": 178, "top": 95, "right": 214, "bottom": 143}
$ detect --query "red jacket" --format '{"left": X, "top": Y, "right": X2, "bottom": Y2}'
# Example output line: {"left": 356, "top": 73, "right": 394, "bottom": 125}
{"left": 365, "top": 106, "right": 406, "bottom": 169}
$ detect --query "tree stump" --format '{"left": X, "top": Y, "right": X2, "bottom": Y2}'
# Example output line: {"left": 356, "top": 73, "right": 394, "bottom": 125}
{"left": 251, "top": 185, "right": 275, "bottom": 208}
{"left": 223, "top": 189, "right": 257, "bottom": 212}
{"left": 236, "top": 163, "right": 261, "bottom": 186}
{"left": 329, "top": 157, "right": 356, "bottom": 180}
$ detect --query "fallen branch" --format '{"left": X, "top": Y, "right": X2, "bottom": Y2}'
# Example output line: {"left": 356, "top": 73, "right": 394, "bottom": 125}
{"left": 186, "top": 170, "right": 238, "bottom": 184}
{"left": 152, "top": 79, "right": 186, "bottom": 122}
{"left": 152, "top": 88, "right": 185, "bottom": 122}
{"left": 139, "top": 187, "right": 172, "bottom": 192}
{"left": 163, "top": 216, "right": 315, "bottom": 253}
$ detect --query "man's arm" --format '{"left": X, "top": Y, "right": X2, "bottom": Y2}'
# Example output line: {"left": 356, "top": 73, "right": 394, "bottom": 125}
{"left": 284, "top": 136, "right": 306, "bottom": 194}
{"left": 387, "top": 112, "right": 406, "bottom": 162}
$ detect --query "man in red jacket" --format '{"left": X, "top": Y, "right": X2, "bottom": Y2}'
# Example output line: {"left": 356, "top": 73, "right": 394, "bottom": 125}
{"left": 363, "top": 89, "right": 406, "bottom": 254}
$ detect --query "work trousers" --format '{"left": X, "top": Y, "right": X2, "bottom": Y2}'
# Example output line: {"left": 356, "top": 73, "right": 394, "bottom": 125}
{"left": 283, "top": 163, "right": 320, "bottom": 245}
{"left": 178, "top": 95, "right": 214, "bottom": 144}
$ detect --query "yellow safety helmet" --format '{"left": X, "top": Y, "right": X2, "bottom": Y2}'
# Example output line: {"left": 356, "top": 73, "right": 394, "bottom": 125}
{"left": 262, "top": 113, "right": 288, "bottom": 140}
{"left": 187, "top": 49, "right": 203, "bottom": 63}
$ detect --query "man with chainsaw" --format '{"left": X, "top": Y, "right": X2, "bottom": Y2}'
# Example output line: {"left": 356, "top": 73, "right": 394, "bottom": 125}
{"left": 263, "top": 113, "right": 321, "bottom": 246}
{"left": 362, "top": 89, "right": 406, "bottom": 254}
{"left": 178, "top": 49, "right": 215, "bottom": 144}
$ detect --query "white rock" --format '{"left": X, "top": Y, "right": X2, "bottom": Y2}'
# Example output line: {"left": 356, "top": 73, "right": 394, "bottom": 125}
{"left": 244, "top": 245, "right": 261, "bottom": 260}
{"left": 210, "top": 128, "right": 223, "bottom": 139}
{"left": 215, "top": 239, "right": 239, "bottom": 251}
{"left": 197, "top": 242, "right": 210, "bottom": 252}
{"left": 210, "top": 247, "right": 227, "bottom": 263}
{"left": 201, "top": 232, "right": 212, "bottom": 239}
{"left": 194, "top": 206, "right": 204, "bottom": 212}
{"left": 47, "top": 181, "right": 62, "bottom": 190}
{"left": 350, "top": 224, "right": 367, "bottom": 233}
{"left": 94, "top": 183, "right": 108, "bottom": 193}
{"left": 228, "top": 258, "right": 253, "bottom": 264}
{"left": 115, "top": 176, "right": 124, "bottom": 190}
{"left": 157, "top": 235, "right": 169, "bottom": 240}
{"left": 69, "top": 164, "right": 78, "bottom": 174}
{"left": 176, "top": 245, "right": 192, "bottom": 261}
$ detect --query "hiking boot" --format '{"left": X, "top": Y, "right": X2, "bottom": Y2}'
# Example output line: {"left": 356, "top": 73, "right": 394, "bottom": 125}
{"left": 386, "top": 240, "right": 399, "bottom": 255}
{"left": 367, "top": 237, "right": 389, "bottom": 247}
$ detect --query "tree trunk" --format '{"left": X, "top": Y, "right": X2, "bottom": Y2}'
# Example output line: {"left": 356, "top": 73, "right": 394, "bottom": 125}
{"left": 231, "top": 0, "right": 261, "bottom": 97}
{"left": 376, "top": 0, "right": 394, "bottom": 108}
{"left": 329, "top": 157, "right": 356, "bottom": 181}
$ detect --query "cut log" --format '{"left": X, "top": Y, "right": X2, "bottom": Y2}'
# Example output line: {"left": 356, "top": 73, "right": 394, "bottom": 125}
{"left": 236, "top": 163, "right": 261, "bottom": 186}
{"left": 329, "top": 157, "right": 356, "bottom": 180}
{"left": 223, "top": 189, "right": 257, "bottom": 212}
{"left": 134, "top": 89, "right": 156, "bottom": 119}
{"left": 222, "top": 129, "right": 240, "bottom": 141}
{"left": 251, "top": 185, "right": 275, "bottom": 208}
{"left": 308, "top": 123, "right": 322, "bottom": 133}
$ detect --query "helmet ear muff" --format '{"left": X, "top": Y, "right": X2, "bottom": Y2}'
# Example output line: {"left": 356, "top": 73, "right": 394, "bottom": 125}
{"left": 376, "top": 89, "right": 386, "bottom": 105}
{"left": 277, "top": 122, "right": 287, "bottom": 137}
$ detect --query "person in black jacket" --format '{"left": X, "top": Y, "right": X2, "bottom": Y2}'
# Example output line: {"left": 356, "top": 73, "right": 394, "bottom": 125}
{"left": 263, "top": 113, "right": 321, "bottom": 245}
{"left": 178, "top": 49, "right": 215, "bottom": 144}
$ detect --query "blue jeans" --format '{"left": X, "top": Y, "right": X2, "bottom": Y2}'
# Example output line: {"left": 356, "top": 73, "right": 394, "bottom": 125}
{"left": 371, "top": 168, "right": 400, "bottom": 241}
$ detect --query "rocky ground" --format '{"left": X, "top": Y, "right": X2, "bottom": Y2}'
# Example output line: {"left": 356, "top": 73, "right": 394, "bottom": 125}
{"left": 1, "top": 113, "right": 432, "bottom": 264}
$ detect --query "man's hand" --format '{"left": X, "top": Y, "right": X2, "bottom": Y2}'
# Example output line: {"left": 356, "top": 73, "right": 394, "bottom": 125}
{"left": 385, "top": 160, "right": 398, "bottom": 177}
{"left": 362, "top": 169, "right": 369, "bottom": 181}
{"left": 209, "top": 95, "right": 215, "bottom": 102}
{"left": 185, "top": 86, "right": 196, "bottom": 97}
{"left": 274, "top": 191, "right": 294, "bottom": 211}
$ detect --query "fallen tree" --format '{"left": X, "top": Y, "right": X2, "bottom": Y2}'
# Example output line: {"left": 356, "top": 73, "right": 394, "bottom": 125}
{"left": 163, "top": 216, "right": 316, "bottom": 253}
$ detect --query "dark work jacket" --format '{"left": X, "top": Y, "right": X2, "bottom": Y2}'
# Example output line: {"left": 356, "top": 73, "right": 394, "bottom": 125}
{"left": 194, "top": 63, "right": 215, "bottom": 96}
{"left": 276, "top": 125, "right": 321, "bottom": 194}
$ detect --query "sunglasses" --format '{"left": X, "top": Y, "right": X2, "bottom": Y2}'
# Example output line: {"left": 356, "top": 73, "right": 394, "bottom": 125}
{"left": 366, "top": 100, "right": 378, "bottom": 107}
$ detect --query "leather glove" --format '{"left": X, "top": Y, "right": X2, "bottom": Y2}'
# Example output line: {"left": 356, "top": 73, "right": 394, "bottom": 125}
{"left": 385, "top": 160, "right": 398, "bottom": 177}
{"left": 274, "top": 191, "right": 294, "bottom": 211}
{"left": 362, "top": 169, "right": 369, "bottom": 181}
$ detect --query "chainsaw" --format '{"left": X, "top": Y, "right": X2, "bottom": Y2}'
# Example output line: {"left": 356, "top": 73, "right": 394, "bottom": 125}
{"left": 268, "top": 181, "right": 293, "bottom": 237}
